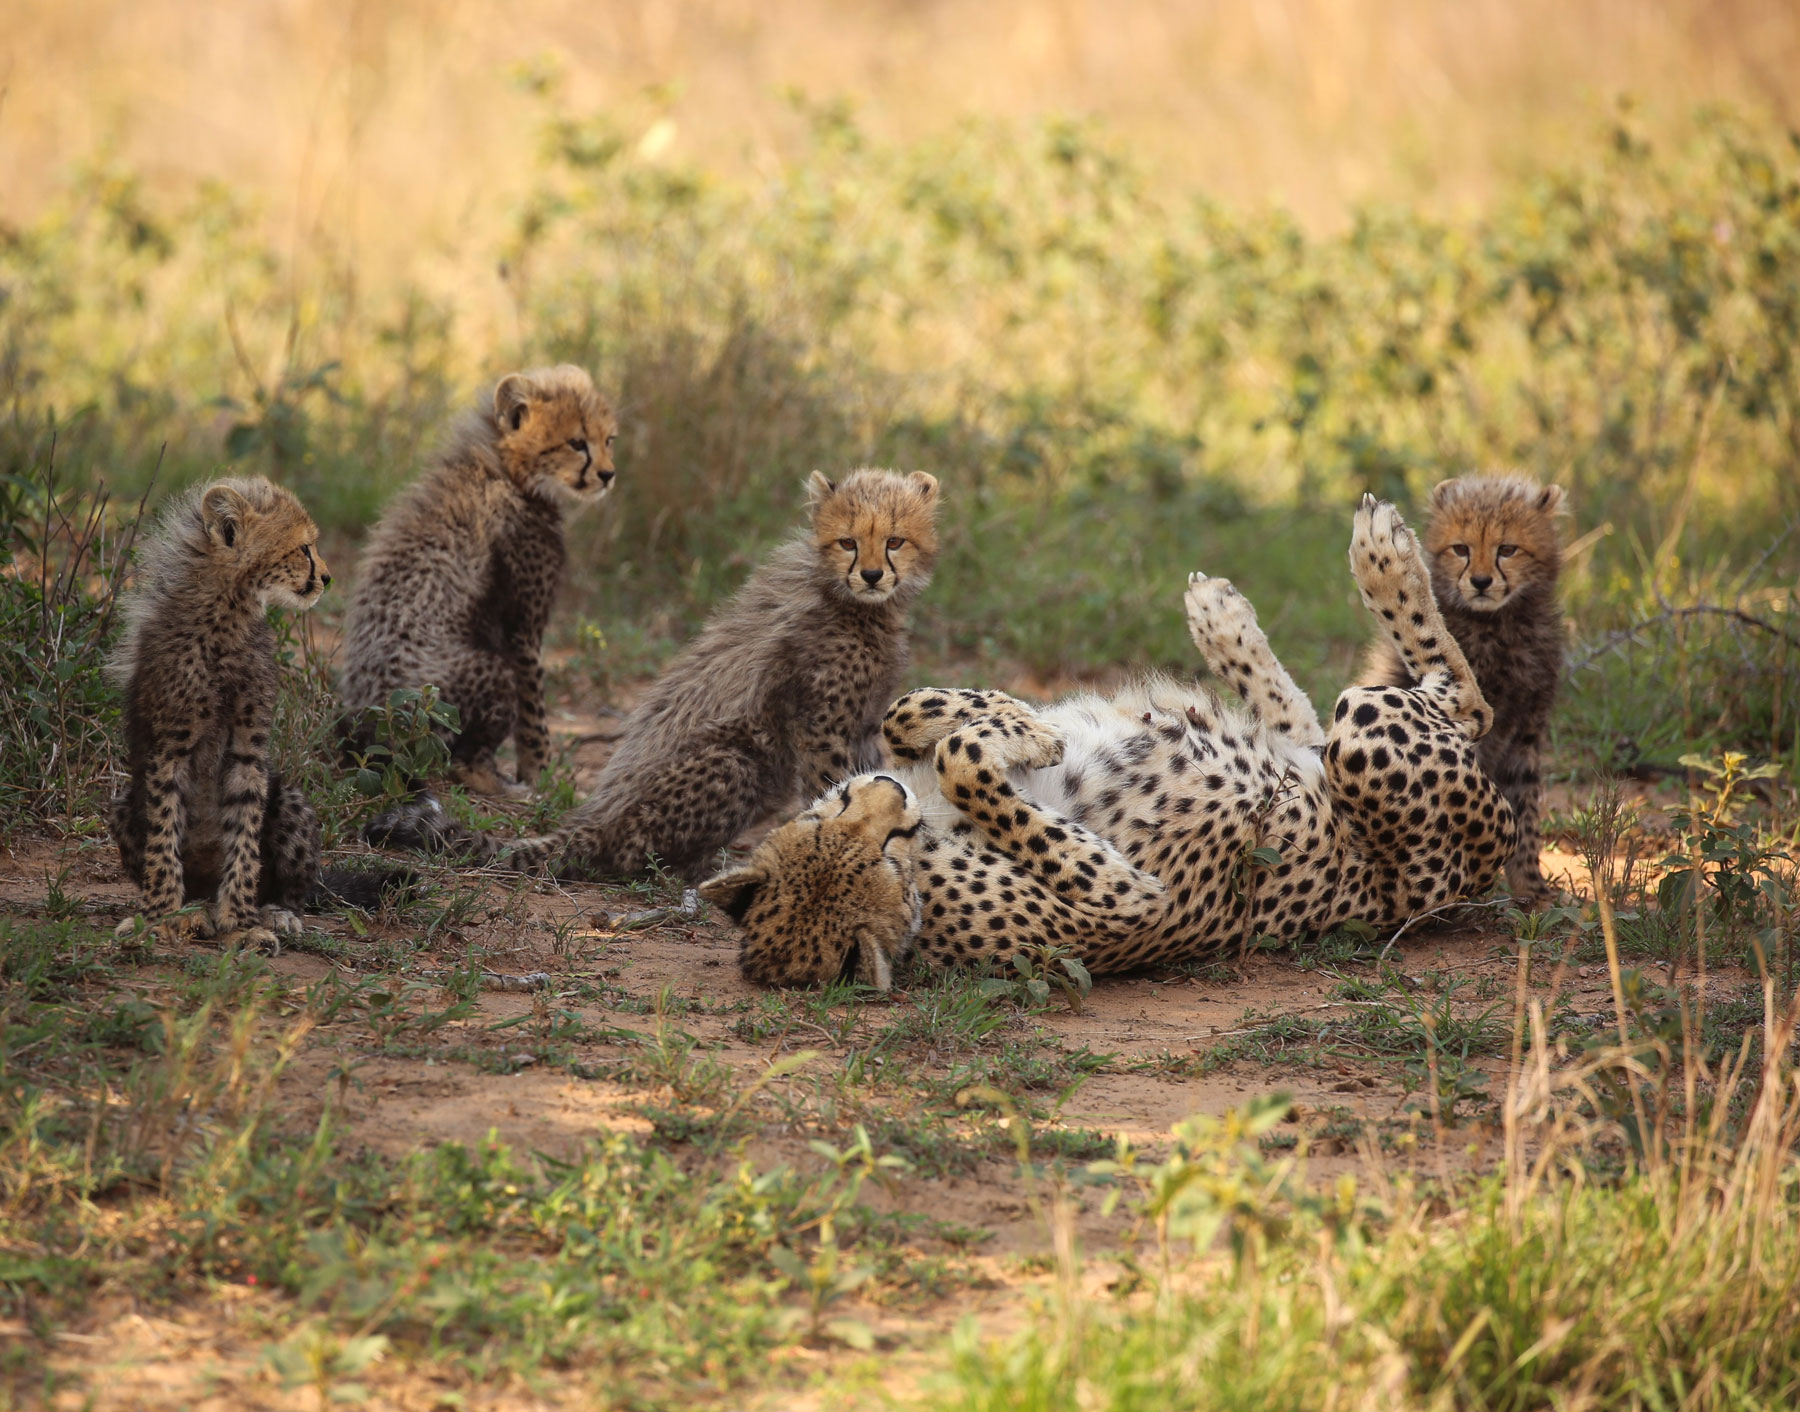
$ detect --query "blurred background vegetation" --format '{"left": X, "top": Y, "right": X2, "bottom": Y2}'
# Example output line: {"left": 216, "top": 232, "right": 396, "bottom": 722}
{"left": 3, "top": 0, "right": 1798, "bottom": 821}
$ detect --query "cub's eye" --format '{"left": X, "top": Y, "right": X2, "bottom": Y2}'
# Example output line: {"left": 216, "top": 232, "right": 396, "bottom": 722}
{"left": 886, "top": 536, "right": 905, "bottom": 551}
{"left": 567, "top": 438, "right": 587, "bottom": 453}
{"left": 605, "top": 434, "right": 616, "bottom": 448}
{"left": 1450, "top": 543, "right": 1471, "bottom": 559}
{"left": 1496, "top": 543, "right": 1518, "bottom": 558}
{"left": 837, "top": 538, "right": 857, "bottom": 551}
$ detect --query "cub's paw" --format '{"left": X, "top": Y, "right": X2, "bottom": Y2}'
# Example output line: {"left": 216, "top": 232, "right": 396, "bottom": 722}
{"left": 884, "top": 689, "right": 1007, "bottom": 761}
{"left": 218, "top": 924, "right": 283, "bottom": 955}
{"left": 1184, "top": 571, "right": 1262, "bottom": 656}
{"left": 261, "top": 906, "right": 305, "bottom": 938}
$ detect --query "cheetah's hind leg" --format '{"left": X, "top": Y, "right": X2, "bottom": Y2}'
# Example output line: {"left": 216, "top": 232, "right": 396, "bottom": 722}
{"left": 883, "top": 688, "right": 1064, "bottom": 769}
{"left": 1184, "top": 571, "right": 1324, "bottom": 747}
{"left": 1347, "top": 495, "right": 1492, "bottom": 740}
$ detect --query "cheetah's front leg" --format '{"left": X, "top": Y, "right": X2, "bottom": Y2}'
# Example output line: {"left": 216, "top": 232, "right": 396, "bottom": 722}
{"left": 1184, "top": 572, "right": 1325, "bottom": 747}
{"left": 883, "top": 689, "right": 1062, "bottom": 765}
{"left": 114, "top": 755, "right": 188, "bottom": 941}
{"left": 1348, "top": 495, "right": 1492, "bottom": 740}
{"left": 207, "top": 706, "right": 274, "bottom": 941}
{"left": 931, "top": 719, "right": 1164, "bottom": 930}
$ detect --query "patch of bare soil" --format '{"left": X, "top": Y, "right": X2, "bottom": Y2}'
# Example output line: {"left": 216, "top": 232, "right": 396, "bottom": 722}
{"left": 0, "top": 747, "right": 1693, "bottom": 1409}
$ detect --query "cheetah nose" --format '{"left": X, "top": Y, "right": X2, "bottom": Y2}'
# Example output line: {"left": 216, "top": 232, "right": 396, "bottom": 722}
{"left": 1470, "top": 574, "right": 1493, "bottom": 592}
{"left": 860, "top": 568, "right": 884, "bottom": 586}
{"left": 599, "top": 469, "right": 616, "bottom": 486}
{"left": 320, "top": 573, "right": 332, "bottom": 589}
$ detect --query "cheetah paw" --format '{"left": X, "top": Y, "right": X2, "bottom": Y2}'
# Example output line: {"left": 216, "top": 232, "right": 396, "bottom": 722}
{"left": 1348, "top": 494, "right": 1430, "bottom": 610}
{"left": 1183, "top": 571, "right": 1260, "bottom": 657}
{"left": 261, "top": 907, "right": 305, "bottom": 938}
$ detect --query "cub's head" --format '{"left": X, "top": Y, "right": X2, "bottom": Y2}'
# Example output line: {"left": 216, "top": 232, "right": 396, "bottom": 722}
{"left": 807, "top": 468, "right": 940, "bottom": 605}
{"left": 1423, "top": 474, "right": 1565, "bottom": 613}
{"left": 196, "top": 477, "right": 330, "bottom": 611}
{"left": 699, "top": 774, "right": 924, "bottom": 990}
{"left": 491, "top": 364, "right": 618, "bottom": 508}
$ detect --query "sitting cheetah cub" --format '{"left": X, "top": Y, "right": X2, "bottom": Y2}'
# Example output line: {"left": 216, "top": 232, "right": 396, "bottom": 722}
{"left": 338, "top": 365, "right": 618, "bottom": 797}
{"left": 508, "top": 468, "right": 939, "bottom": 880}
{"left": 109, "top": 478, "right": 331, "bottom": 948}
{"left": 1362, "top": 473, "right": 1565, "bottom": 905}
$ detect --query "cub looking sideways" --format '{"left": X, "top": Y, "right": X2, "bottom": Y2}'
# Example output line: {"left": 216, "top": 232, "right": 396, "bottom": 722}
{"left": 509, "top": 467, "right": 940, "bottom": 880}
{"left": 109, "top": 477, "right": 330, "bottom": 949}
{"left": 1362, "top": 473, "right": 1566, "bottom": 905}
{"left": 338, "top": 364, "right": 617, "bottom": 797}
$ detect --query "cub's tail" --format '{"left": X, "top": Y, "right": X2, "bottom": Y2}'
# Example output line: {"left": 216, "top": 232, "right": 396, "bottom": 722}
{"left": 361, "top": 792, "right": 541, "bottom": 868}
{"left": 307, "top": 863, "right": 422, "bottom": 912}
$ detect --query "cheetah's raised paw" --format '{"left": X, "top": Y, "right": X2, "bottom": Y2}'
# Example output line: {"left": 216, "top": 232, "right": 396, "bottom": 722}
{"left": 1183, "top": 571, "right": 1260, "bottom": 658}
{"left": 1348, "top": 494, "right": 1431, "bottom": 613}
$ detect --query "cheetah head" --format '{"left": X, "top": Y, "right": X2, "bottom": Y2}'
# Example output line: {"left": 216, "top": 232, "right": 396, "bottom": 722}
{"left": 198, "top": 478, "right": 331, "bottom": 612}
{"left": 493, "top": 364, "right": 619, "bottom": 508}
{"left": 699, "top": 774, "right": 924, "bottom": 991}
{"left": 807, "top": 468, "right": 939, "bottom": 606}
{"left": 1424, "top": 475, "right": 1565, "bottom": 613}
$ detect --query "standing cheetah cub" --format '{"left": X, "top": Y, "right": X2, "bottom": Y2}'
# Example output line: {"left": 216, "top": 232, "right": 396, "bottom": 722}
{"left": 1362, "top": 473, "right": 1565, "bottom": 905}
{"left": 109, "top": 478, "right": 331, "bottom": 948}
{"left": 702, "top": 497, "right": 1516, "bottom": 989}
{"left": 509, "top": 468, "right": 939, "bottom": 880}
{"left": 338, "top": 365, "right": 617, "bottom": 797}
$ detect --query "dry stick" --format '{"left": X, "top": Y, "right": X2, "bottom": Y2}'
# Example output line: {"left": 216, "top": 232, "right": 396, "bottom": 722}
{"left": 1375, "top": 896, "right": 1516, "bottom": 965}
{"left": 1597, "top": 886, "right": 1654, "bottom": 1175}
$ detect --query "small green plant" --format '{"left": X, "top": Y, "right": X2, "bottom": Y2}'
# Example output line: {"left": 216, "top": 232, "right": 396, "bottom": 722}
{"left": 979, "top": 942, "right": 1093, "bottom": 1014}
{"left": 342, "top": 685, "right": 461, "bottom": 801}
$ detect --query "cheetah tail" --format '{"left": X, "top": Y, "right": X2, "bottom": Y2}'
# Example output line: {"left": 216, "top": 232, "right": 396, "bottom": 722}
{"left": 308, "top": 864, "right": 422, "bottom": 912}
{"left": 361, "top": 792, "right": 510, "bottom": 863}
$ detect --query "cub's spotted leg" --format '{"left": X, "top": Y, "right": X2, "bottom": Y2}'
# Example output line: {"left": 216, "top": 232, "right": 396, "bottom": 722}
{"left": 1485, "top": 733, "right": 1551, "bottom": 906}
{"left": 1349, "top": 495, "right": 1491, "bottom": 740}
{"left": 511, "top": 653, "right": 551, "bottom": 788}
{"left": 203, "top": 703, "right": 275, "bottom": 943}
{"left": 932, "top": 714, "right": 1163, "bottom": 931}
{"left": 884, "top": 689, "right": 1060, "bottom": 765}
{"left": 113, "top": 753, "right": 188, "bottom": 940}
{"left": 1184, "top": 572, "right": 1325, "bottom": 747}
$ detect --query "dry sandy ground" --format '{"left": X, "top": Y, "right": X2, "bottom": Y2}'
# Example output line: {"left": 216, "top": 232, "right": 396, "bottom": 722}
{"left": 0, "top": 707, "right": 1685, "bottom": 1409}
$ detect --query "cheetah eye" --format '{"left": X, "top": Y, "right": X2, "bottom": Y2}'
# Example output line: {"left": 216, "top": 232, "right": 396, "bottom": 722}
{"left": 605, "top": 434, "right": 616, "bottom": 448}
{"left": 1496, "top": 543, "right": 1518, "bottom": 558}
{"left": 1450, "top": 543, "right": 1471, "bottom": 559}
{"left": 838, "top": 538, "right": 857, "bottom": 552}
{"left": 886, "top": 536, "right": 905, "bottom": 551}
{"left": 567, "top": 438, "right": 587, "bottom": 453}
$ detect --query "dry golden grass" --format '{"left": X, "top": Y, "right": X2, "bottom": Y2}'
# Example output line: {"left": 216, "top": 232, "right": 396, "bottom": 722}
{"left": 5, "top": 0, "right": 1797, "bottom": 282}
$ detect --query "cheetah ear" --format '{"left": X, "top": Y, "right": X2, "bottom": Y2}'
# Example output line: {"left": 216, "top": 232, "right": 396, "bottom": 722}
{"left": 1536, "top": 483, "right": 1567, "bottom": 515}
{"left": 201, "top": 484, "right": 250, "bottom": 551}
{"left": 698, "top": 865, "right": 766, "bottom": 924}
{"left": 907, "top": 470, "right": 939, "bottom": 503}
{"left": 494, "top": 373, "right": 534, "bottom": 433}
{"left": 805, "top": 470, "right": 836, "bottom": 510}
{"left": 1427, "top": 478, "right": 1458, "bottom": 510}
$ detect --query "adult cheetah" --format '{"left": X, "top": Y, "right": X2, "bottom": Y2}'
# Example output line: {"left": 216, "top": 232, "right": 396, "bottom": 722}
{"left": 701, "top": 497, "right": 1517, "bottom": 988}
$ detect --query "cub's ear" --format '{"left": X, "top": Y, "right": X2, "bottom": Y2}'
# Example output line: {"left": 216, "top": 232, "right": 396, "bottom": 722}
{"left": 805, "top": 470, "right": 836, "bottom": 509}
{"left": 201, "top": 484, "right": 251, "bottom": 550}
{"left": 1427, "top": 478, "right": 1458, "bottom": 510}
{"left": 907, "top": 470, "right": 939, "bottom": 502}
{"left": 698, "top": 865, "right": 767, "bottom": 924}
{"left": 494, "top": 373, "right": 535, "bottom": 432}
{"left": 1536, "top": 483, "right": 1567, "bottom": 515}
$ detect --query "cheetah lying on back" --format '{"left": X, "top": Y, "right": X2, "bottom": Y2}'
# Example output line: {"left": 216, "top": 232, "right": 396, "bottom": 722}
{"left": 701, "top": 497, "right": 1517, "bottom": 987}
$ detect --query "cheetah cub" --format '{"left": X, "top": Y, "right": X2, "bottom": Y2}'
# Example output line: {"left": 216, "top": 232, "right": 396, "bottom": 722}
{"left": 338, "top": 364, "right": 617, "bottom": 797}
{"left": 509, "top": 468, "right": 939, "bottom": 880}
{"left": 109, "top": 478, "right": 331, "bottom": 948}
{"left": 1363, "top": 473, "right": 1565, "bottom": 905}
